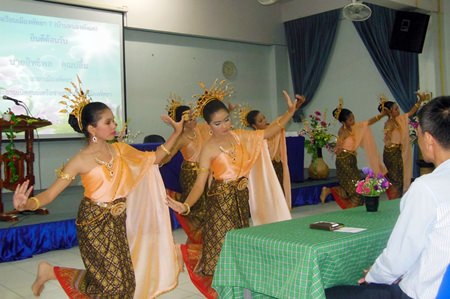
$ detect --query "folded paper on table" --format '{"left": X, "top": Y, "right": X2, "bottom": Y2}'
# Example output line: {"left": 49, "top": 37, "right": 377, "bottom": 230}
{"left": 334, "top": 227, "right": 367, "bottom": 233}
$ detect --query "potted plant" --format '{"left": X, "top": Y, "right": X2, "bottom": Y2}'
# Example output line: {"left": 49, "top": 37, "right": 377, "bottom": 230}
{"left": 355, "top": 167, "right": 391, "bottom": 212}
{"left": 299, "top": 110, "right": 336, "bottom": 179}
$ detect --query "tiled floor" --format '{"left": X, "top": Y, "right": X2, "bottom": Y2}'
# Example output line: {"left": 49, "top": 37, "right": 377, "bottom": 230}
{"left": 0, "top": 201, "right": 341, "bottom": 299}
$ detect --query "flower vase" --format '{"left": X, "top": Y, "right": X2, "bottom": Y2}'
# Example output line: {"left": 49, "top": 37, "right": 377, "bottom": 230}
{"left": 363, "top": 195, "right": 379, "bottom": 212}
{"left": 308, "top": 148, "right": 329, "bottom": 180}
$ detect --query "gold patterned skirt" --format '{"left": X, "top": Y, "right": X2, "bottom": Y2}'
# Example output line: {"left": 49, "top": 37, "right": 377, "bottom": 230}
{"left": 383, "top": 145, "right": 403, "bottom": 199}
{"left": 331, "top": 151, "right": 362, "bottom": 209}
{"left": 272, "top": 160, "right": 284, "bottom": 194}
{"left": 54, "top": 197, "right": 135, "bottom": 299}
{"left": 197, "top": 177, "right": 250, "bottom": 276}
{"left": 178, "top": 160, "right": 207, "bottom": 244}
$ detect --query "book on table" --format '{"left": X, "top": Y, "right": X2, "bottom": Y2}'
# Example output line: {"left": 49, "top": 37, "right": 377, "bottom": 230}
{"left": 309, "top": 221, "right": 344, "bottom": 231}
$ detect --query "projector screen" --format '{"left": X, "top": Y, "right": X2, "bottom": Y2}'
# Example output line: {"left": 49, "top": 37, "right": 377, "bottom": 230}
{"left": 0, "top": 0, "right": 125, "bottom": 139}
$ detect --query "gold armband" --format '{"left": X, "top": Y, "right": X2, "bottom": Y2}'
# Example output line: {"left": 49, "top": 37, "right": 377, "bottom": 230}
{"left": 276, "top": 120, "right": 284, "bottom": 129}
{"left": 180, "top": 202, "right": 191, "bottom": 215}
{"left": 160, "top": 144, "right": 171, "bottom": 156}
{"left": 29, "top": 197, "right": 40, "bottom": 211}
{"left": 196, "top": 167, "right": 209, "bottom": 173}
{"left": 56, "top": 167, "right": 76, "bottom": 181}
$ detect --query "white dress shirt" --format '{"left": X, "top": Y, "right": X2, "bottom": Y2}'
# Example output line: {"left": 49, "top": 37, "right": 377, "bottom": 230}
{"left": 366, "top": 158, "right": 450, "bottom": 299}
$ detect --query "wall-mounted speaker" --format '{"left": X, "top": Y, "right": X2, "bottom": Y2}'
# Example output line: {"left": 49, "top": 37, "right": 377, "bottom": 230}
{"left": 389, "top": 11, "right": 430, "bottom": 53}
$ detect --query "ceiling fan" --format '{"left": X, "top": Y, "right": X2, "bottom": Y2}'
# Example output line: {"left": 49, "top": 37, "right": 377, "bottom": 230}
{"left": 342, "top": 0, "right": 372, "bottom": 22}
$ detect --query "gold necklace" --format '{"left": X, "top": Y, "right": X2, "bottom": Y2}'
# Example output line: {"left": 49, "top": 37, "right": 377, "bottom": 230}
{"left": 219, "top": 135, "right": 238, "bottom": 163}
{"left": 186, "top": 130, "right": 197, "bottom": 141}
{"left": 95, "top": 145, "right": 115, "bottom": 177}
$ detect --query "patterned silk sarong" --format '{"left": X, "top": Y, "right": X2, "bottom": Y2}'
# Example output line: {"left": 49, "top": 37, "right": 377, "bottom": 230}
{"left": 55, "top": 197, "right": 135, "bottom": 299}
{"left": 177, "top": 160, "right": 207, "bottom": 244}
{"left": 331, "top": 151, "right": 362, "bottom": 209}
{"left": 198, "top": 177, "right": 250, "bottom": 276}
{"left": 383, "top": 145, "right": 403, "bottom": 199}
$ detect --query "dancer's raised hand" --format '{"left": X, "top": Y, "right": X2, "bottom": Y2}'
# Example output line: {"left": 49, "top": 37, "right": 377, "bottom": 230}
{"left": 13, "top": 180, "right": 34, "bottom": 211}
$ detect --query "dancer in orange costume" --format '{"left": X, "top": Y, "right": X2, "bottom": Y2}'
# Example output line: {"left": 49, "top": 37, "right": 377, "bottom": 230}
{"left": 320, "top": 98, "right": 387, "bottom": 209}
{"left": 377, "top": 92, "right": 429, "bottom": 199}
{"left": 167, "top": 88, "right": 304, "bottom": 298}
{"left": 13, "top": 77, "right": 182, "bottom": 299}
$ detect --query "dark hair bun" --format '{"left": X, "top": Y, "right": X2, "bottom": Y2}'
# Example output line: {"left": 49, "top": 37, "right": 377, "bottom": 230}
{"left": 68, "top": 114, "right": 83, "bottom": 133}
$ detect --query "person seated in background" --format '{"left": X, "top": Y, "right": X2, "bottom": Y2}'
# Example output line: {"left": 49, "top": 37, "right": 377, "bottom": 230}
{"left": 325, "top": 96, "right": 450, "bottom": 299}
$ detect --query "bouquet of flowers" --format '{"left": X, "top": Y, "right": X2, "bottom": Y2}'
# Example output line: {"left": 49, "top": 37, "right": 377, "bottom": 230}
{"left": 355, "top": 167, "right": 390, "bottom": 197}
{"left": 408, "top": 116, "right": 419, "bottom": 144}
{"left": 299, "top": 110, "right": 336, "bottom": 159}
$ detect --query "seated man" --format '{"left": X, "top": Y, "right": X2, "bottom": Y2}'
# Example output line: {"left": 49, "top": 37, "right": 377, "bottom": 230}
{"left": 325, "top": 96, "right": 450, "bottom": 299}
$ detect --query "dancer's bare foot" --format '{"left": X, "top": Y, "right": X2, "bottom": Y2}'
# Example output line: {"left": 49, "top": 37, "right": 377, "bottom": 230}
{"left": 320, "top": 187, "right": 330, "bottom": 204}
{"left": 32, "top": 261, "right": 55, "bottom": 296}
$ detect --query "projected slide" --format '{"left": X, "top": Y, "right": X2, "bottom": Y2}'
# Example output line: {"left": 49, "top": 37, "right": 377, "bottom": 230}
{"left": 0, "top": 9, "right": 124, "bottom": 138}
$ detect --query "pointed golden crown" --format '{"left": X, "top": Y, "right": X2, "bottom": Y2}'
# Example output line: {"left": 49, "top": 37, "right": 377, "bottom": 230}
{"left": 333, "top": 97, "right": 344, "bottom": 120}
{"left": 237, "top": 103, "right": 252, "bottom": 128}
{"left": 166, "top": 93, "right": 184, "bottom": 121}
{"left": 59, "top": 75, "right": 91, "bottom": 130}
{"left": 193, "top": 79, "right": 234, "bottom": 118}
{"left": 378, "top": 94, "right": 389, "bottom": 111}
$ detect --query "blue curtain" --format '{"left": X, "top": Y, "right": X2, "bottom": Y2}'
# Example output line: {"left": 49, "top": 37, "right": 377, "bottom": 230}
{"left": 352, "top": 4, "right": 419, "bottom": 111}
{"left": 352, "top": 4, "right": 420, "bottom": 177}
{"left": 284, "top": 10, "right": 340, "bottom": 122}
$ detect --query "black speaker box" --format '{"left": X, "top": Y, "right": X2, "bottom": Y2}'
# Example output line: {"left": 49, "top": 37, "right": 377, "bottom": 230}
{"left": 389, "top": 11, "right": 430, "bottom": 53}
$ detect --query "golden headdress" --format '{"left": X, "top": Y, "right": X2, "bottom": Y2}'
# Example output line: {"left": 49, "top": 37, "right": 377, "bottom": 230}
{"left": 237, "top": 103, "right": 252, "bottom": 128}
{"left": 166, "top": 93, "right": 183, "bottom": 121}
{"left": 193, "top": 79, "right": 234, "bottom": 118}
{"left": 378, "top": 95, "right": 389, "bottom": 111}
{"left": 59, "top": 75, "right": 91, "bottom": 130}
{"left": 333, "top": 97, "right": 344, "bottom": 120}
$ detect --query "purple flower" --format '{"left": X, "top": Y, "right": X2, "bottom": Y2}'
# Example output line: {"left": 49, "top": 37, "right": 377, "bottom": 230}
{"left": 315, "top": 111, "right": 321, "bottom": 116}
{"left": 362, "top": 167, "right": 372, "bottom": 176}
{"left": 381, "top": 180, "right": 390, "bottom": 189}
{"left": 320, "top": 121, "right": 327, "bottom": 127}
{"left": 377, "top": 173, "right": 384, "bottom": 179}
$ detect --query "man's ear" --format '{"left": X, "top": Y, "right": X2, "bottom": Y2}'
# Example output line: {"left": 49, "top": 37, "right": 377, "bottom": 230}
{"left": 423, "top": 131, "right": 437, "bottom": 155}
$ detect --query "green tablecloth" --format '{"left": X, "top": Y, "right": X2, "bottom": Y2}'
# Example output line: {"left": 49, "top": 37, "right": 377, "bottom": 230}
{"left": 212, "top": 199, "right": 400, "bottom": 299}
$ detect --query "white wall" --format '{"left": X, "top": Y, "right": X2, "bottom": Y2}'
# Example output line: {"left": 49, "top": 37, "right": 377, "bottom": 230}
{"left": 124, "top": 29, "right": 286, "bottom": 140}
{"left": 441, "top": 0, "right": 450, "bottom": 95}
{"left": 124, "top": 0, "right": 284, "bottom": 45}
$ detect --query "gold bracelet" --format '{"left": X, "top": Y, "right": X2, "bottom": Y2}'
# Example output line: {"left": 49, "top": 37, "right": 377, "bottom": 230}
{"left": 196, "top": 167, "right": 209, "bottom": 173}
{"left": 160, "top": 144, "right": 171, "bottom": 156}
{"left": 414, "top": 102, "right": 420, "bottom": 108}
{"left": 180, "top": 202, "right": 191, "bottom": 215}
{"left": 29, "top": 197, "right": 40, "bottom": 211}
{"left": 276, "top": 120, "right": 284, "bottom": 129}
{"left": 375, "top": 115, "right": 380, "bottom": 121}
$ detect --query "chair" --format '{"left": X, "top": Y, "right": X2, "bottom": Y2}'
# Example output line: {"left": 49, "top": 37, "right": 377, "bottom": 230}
{"left": 143, "top": 134, "right": 165, "bottom": 143}
{"left": 437, "top": 264, "right": 450, "bottom": 299}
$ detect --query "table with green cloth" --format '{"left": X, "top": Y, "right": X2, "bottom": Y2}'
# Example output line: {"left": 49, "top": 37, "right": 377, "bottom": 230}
{"left": 212, "top": 199, "right": 400, "bottom": 299}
